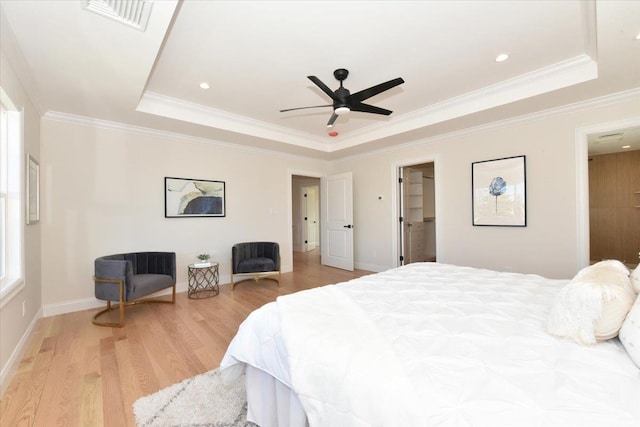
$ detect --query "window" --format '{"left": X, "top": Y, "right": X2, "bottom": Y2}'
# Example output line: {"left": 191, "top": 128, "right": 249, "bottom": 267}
{"left": 0, "top": 90, "right": 24, "bottom": 306}
{"left": 0, "top": 104, "right": 5, "bottom": 279}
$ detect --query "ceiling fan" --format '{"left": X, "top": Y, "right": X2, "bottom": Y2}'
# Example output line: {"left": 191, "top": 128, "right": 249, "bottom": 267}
{"left": 280, "top": 69, "right": 405, "bottom": 128}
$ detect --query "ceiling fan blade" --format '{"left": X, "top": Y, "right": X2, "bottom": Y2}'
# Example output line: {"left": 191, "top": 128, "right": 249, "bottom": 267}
{"left": 326, "top": 112, "right": 338, "bottom": 127}
{"left": 280, "top": 104, "right": 332, "bottom": 113}
{"left": 349, "top": 78, "right": 405, "bottom": 104}
{"left": 308, "top": 76, "right": 340, "bottom": 102}
{"left": 350, "top": 102, "right": 393, "bottom": 116}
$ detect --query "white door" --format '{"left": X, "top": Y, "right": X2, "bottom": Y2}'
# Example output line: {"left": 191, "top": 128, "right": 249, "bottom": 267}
{"left": 321, "top": 172, "right": 354, "bottom": 271}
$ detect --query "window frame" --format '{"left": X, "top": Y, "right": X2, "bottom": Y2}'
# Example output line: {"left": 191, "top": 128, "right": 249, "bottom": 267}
{"left": 0, "top": 90, "right": 25, "bottom": 308}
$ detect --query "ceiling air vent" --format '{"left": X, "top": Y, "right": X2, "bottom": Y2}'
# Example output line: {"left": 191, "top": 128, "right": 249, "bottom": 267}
{"left": 596, "top": 133, "right": 624, "bottom": 144}
{"left": 84, "top": 0, "right": 153, "bottom": 32}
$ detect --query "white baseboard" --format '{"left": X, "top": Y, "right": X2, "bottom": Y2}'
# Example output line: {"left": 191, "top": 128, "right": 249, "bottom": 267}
{"left": 0, "top": 306, "right": 43, "bottom": 398}
{"left": 42, "top": 280, "right": 191, "bottom": 317}
{"left": 39, "top": 273, "right": 253, "bottom": 317}
{"left": 42, "top": 296, "right": 105, "bottom": 317}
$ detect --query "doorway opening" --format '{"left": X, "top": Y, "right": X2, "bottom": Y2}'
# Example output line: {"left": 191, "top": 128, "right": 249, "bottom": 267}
{"left": 587, "top": 126, "right": 640, "bottom": 268}
{"left": 292, "top": 175, "right": 321, "bottom": 269}
{"left": 399, "top": 162, "right": 437, "bottom": 265}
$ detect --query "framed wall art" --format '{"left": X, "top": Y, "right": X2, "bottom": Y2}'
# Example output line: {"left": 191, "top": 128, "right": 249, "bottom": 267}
{"left": 472, "top": 155, "right": 526, "bottom": 227}
{"left": 26, "top": 154, "right": 40, "bottom": 225}
{"left": 164, "top": 177, "right": 226, "bottom": 218}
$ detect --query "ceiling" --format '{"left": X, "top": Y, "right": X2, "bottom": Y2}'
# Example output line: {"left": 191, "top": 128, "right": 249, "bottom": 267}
{"left": 1, "top": 0, "right": 639, "bottom": 160}
{"left": 588, "top": 126, "right": 640, "bottom": 156}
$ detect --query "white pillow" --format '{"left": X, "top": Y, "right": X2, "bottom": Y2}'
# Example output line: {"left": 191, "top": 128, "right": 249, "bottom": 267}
{"left": 619, "top": 294, "right": 640, "bottom": 368}
{"left": 547, "top": 260, "right": 634, "bottom": 344}
{"left": 630, "top": 265, "right": 640, "bottom": 294}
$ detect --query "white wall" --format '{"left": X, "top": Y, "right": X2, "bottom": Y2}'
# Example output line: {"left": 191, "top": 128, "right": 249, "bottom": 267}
{"left": 40, "top": 118, "right": 329, "bottom": 312}
{"left": 331, "top": 96, "right": 640, "bottom": 279}
{"left": 0, "top": 51, "right": 42, "bottom": 394}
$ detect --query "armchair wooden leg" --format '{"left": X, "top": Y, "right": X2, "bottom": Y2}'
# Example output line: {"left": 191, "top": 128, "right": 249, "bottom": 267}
{"left": 93, "top": 289, "right": 175, "bottom": 328}
{"left": 118, "top": 299, "right": 124, "bottom": 326}
{"left": 93, "top": 275, "right": 176, "bottom": 328}
{"left": 231, "top": 271, "right": 280, "bottom": 290}
{"left": 93, "top": 277, "right": 126, "bottom": 328}
{"left": 93, "top": 301, "right": 127, "bottom": 328}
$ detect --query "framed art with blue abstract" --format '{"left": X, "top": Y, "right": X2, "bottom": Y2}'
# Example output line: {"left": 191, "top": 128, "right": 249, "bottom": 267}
{"left": 472, "top": 155, "right": 526, "bottom": 226}
{"left": 165, "top": 177, "right": 226, "bottom": 218}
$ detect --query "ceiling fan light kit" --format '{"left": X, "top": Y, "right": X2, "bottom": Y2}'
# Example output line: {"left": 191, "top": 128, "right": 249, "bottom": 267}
{"left": 281, "top": 68, "right": 405, "bottom": 129}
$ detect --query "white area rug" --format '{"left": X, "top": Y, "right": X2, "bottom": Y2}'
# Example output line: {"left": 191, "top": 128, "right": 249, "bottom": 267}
{"left": 133, "top": 368, "right": 257, "bottom": 427}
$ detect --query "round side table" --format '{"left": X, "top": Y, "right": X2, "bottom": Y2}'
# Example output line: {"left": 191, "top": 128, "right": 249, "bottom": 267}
{"left": 187, "top": 262, "right": 220, "bottom": 299}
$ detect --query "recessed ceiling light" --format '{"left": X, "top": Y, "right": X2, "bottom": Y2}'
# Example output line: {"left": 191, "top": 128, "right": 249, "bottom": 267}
{"left": 635, "top": 32, "right": 640, "bottom": 41}
{"left": 622, "top": 145, "right": 631, "bottom": 149}
{"left": 495, "top": 53, "right": 510, "bottom": 63}
{"left": 199, "top": 82, "right": 210, "bottom": 89}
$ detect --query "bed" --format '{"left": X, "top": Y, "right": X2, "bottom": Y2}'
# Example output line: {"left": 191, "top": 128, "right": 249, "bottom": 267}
{"left": 220, "top": 262, "right": 640, "bottom": 427}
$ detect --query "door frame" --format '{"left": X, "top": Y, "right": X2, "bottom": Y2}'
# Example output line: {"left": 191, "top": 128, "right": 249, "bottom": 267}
{"left": 391, "top": 156, "right": 441, "bottom": 267}
{"left": 288, "top": 169, "right": 324, "bottom": 268}
{"left": 574, "top": 116, "right": 640, "bottom": 271}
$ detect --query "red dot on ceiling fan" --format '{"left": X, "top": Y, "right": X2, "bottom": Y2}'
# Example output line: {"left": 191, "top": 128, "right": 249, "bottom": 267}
{"left": 328, "top": 131, "right": 339, "bottom": 137}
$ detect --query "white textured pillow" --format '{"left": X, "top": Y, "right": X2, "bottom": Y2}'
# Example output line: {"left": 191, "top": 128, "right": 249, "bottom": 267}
{"left": 547, "top": 260, "right": 634, "bottom": 344}
{"left": 630, "top": 265, "right": 640, "bottom": 294}
{"left": 619, "top": 295, "right": 640, "bottom": 368}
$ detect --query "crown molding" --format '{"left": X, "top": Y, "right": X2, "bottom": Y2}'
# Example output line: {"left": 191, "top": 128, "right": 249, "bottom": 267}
{"left": 334, "top": 87, "right": 640, "bottom": 163}
{"left": 331, "top": 54, "right": 598, "bottom": 152}
{"left": 41, "top": 111, "right": 330, "bottom": 162}
{"left": 581, "top": 0, "right": 598, "bottom": 61}
{"left": 136, "top": 53, "right": 598, "bottom": 155}
{"left": 136, "top": 91, "right": 331, "bottom": 152}
{"left": 42, "top": 86, "right": 639, "bottom": 164}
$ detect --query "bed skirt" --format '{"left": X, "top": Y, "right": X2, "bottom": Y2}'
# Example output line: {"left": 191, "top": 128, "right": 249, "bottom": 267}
{"left": 245, "top": 365, "right": 308, "bottom": 427}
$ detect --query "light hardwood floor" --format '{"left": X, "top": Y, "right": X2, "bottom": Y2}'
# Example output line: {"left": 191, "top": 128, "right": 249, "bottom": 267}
{"left": 0, "top": 250, "right": 371, "bottom": 427}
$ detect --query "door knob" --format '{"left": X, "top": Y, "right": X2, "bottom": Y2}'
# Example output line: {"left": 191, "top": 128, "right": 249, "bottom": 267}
{"left": 343, "top": 224, "right": 353, "bottom": 228}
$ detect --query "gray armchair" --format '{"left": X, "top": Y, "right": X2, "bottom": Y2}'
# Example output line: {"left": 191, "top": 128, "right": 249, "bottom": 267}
{"left": 93, "top": 251, "right": 176, "bottom": 327}
{"left": 231, "top": 242, "right": 281, "bottom": 290}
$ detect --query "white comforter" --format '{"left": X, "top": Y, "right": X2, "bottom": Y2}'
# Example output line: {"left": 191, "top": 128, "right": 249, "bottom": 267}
{"left": 221, "top": 262, "right": 640, "bottom": 427}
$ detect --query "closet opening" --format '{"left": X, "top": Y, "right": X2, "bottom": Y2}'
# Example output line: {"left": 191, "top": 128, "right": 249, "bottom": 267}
{"left": 398, "top": 162, "right": 436, "bottom": 265}
{"left": 587, "top": 127, "right": 640, "bottom": 269}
